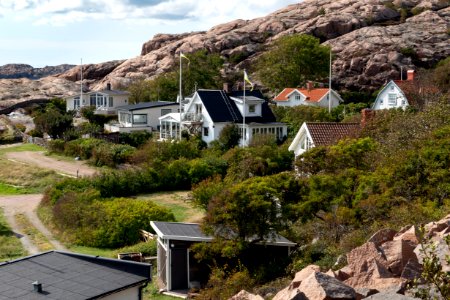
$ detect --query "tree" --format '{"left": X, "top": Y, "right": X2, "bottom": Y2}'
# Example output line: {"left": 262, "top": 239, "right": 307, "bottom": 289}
{"left": 34, "top": 108, "right": 73, "bottom": 139}
{"left": 218, "top": 124, "right": 241, "bottom": 150}
{"left": 202, "top": 173, "right": 303, "bottom": 245}
{"left": 256, "top": 34, "right": 330, "bottom": 92}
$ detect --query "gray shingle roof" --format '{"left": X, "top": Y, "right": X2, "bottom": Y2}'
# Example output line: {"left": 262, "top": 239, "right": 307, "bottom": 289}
{"left": 151, "top": 221, "right": 295, "bottom": 247}
{"left": 116, "top": 101, "right": 177, "bottom": 111}
{"left": 0, "top": 251, "right": 151, "bottom": 300}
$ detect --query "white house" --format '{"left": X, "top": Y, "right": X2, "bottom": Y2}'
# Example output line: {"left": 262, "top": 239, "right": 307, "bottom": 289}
{"left": 289, "top": 122, "right": 360, "bottom": 158}
{"left": 66, "top": 83, "right": 130, "bottom": 115}
{"left": 0, "top": 250, "right": 151, "bottom": 300}
{"left": 104, "top": 101, "right": 178, "bottom": 133}
{"left": 159, "top": 89, "right": 287, "bottom": 146}
{"left": 372, "top": 70, "right": 416, "bottom": 110}
{"left": 273, "top": 83, "right": 343, "bottom": 108}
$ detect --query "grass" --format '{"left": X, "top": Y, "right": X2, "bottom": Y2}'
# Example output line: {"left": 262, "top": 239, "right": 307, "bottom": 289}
{"left": 0, "top": 144, "right": 64, "bottom": 195}
{"left": 14, "top": 213, "right": 54, "bottom": 252}
{"left": 138, "top": 191, "right": 204, "bottom": 223}
{"left": 0, "top": 208, "right": 27, "bottom": 261}
{"left": 0, "top": 143, "right": 44, "bottom": 155}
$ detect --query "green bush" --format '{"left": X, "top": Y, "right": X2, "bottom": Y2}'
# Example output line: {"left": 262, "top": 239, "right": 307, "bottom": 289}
{"left": 78, "top": 198, "right": 175, "bottom": 248}
{"left": 113, "top": 240, "right": 157, "bottom": 257}
{"left": 48, "top": 139, "right": 66, "bottom": 154}
{"left": 90, "top": 143, "right": 135, "bottom": 167}
{"left": 64, "top": 138, "right": 106, "bottom": 159}
{"left": 119, "top": 131, "right": 152, "bottom": 148}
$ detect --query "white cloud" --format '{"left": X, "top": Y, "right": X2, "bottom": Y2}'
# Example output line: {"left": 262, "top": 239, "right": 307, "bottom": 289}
{"left": 1, "top": 0, "right": 299, "bottom": 26}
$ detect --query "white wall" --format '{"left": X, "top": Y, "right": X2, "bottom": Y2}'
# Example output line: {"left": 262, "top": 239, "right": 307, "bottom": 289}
{"left": 277, "top": 92, "right": 307, "bottom": 107}
{"left": 103, "top": 286, "right": 140, "bottom": 300}
{"left": 373, "top": 83, "right": 408, "bottom": 110}
{"left": 314, "top": 92, "right": 341, "bottom": 109}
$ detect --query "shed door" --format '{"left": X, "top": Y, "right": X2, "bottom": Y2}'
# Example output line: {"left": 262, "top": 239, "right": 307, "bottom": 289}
{"left": 171, "top": 248, "right": 188, "bottom": 290}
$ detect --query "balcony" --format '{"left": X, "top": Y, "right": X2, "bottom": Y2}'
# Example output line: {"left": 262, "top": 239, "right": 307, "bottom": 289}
{"left": 182, "top": 112, "right": 203, "bottom": 123}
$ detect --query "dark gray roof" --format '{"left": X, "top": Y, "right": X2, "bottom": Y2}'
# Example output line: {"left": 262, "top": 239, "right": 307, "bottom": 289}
{"left": 151, "top": 221, "right": 295, "bottom": 247}
{"left": 196, "top": 89, "right": 277, "bottom": 124}
{"left": 96, "top": 89, "right": 129, "bottom": 96}
{"left": 117, "top": 101, "right": 177, "bottom": 111}
{"left": 0, "top": 251, "right": 150, "bottom": 300}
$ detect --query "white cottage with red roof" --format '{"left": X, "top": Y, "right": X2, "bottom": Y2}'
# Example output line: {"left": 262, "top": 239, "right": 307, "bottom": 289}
{"left": 289, "top": 122, "right": 361, "bottom": 158}
{"left": 273, "top": 82, "right": 343, "bottom": 109}
{"left": 372, "top": 70, "right": 415, "bottom": 110}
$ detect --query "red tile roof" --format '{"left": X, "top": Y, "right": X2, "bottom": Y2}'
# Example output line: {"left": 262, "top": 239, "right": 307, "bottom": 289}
{"left": 307, "top": 122, "right": 361, "bottom": 146}
{"left": 274, "top": 88, "right": 330, "bottom": 102}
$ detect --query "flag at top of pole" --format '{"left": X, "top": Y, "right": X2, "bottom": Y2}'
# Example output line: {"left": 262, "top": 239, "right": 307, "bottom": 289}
{"left": 180, "top": 52, "right": 190, "bottom": 66}
{"left": 244, "top": 70, "right": 254, "bottom": 91}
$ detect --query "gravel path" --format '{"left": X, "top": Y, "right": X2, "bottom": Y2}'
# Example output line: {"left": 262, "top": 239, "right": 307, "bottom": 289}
{"left": 0, "top": 150, "right": 96, "bottom": 254}
{"left": 0, "top": 194, "right": 66, "bottom": 254}
{"left": 5, "top": 151, "right": 96, "bottom": 177}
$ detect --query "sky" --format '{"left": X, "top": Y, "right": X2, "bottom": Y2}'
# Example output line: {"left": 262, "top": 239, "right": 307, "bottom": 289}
{"left": 0, "top": 0, "right": 299, "bottom": 68}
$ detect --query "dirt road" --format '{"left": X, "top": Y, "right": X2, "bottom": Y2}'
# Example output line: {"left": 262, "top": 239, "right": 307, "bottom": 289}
{"left": 0, "top": 150, "right": 95, "bottom": 254}
{"left": 0, "top": 194, "right": 66, "bottom": 254}
{"left": 6, "top": 151, "right": 96, "bottom": 177}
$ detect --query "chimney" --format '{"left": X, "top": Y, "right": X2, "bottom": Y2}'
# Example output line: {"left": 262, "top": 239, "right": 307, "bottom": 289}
{"left": 223, "top": 83, "right": 231, "bottom": 93}
{"left": 106, "top": 83, "right": 112, "bottom": 90}
{"left": 306, "top": 81, "right": 314, "bottom": 91}
{"left": 407, "top": 70, "right": 415, "bottom": 81}
{"left": 361, "top": 108, "right": 375, "bottom": 128}
{"left": 33, "top": 281, "right": 43, "bottom": 293}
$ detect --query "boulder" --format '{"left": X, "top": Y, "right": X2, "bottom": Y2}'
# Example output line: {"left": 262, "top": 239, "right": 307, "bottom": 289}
{"left": 347, "top": 242, "right": 388, "bottom": 275}
{"left": 393, "top": 226, "right": 420, "bottom": 246}
{"left": 272, "top": 265, "right": 320, "bottom": 300}
{"left": 365, "top": 292, "right": 420, "bottom": 299}
{"left": 424, "top": 214, "right": 450, "bottom": 238}
{"left": 414, "top": 237, "right": 450, "bottom": 272}
{"left": 344, "top": 258, "right": 402, "bottom": 290}
{"left": 368, "top": 229, "right": 397, "bottom": 247}
{"left": 381, "top": 239, "right": 418, "bottom": 276}
{"left": 299, "top": 272, "right": 357, "bottom": 300}
{"left": 354, "top": 287, "right": 379, "bottom": 299}
{"left": 229, "top": 290, "right": 264, "bottom": 300}
{"left": 400, "top": 259, "right": 422, "bottom": 280}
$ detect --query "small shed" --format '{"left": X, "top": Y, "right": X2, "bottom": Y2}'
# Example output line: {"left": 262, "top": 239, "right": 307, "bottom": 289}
{"left": 150, "top": 221, "right": 296, "bottom": 292}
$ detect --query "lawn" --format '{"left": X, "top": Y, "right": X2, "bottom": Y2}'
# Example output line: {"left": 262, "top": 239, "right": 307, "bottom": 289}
{"left": 0, "top": 208, "right": 26, "bottom": 261}
{"left": 138, "top": 191, "right": 204, "bottom": 223}
{"left": 0, "top": 144, "right": 64, "bottom": 195}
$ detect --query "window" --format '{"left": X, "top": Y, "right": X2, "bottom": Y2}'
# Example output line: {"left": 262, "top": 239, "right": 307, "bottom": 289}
{"left": 295, "top": 95, "right": 301, "bottom": 100}
{"left": 73, "top": 97, "right": 80, "bottom": 109}
{"left": 388, "top": 93, "right": 397, "bottom": 106}
{"left": 402, "top": 99, "right": 406, "bottom": 105}
{"left": 133, "top": 114, "right": 147, "bottom": 124}
{"left": 161, "top": 109, "right": 172, "bottom": 116}
{"left": 109, "top": 97, "right": 113, "bottom": 107}
{"left": 249, "top": 105, "right": 256, "bottom": 113}
{"left": 203, "top": 127, "right": 209, "bottom": 137}
{"left": 390, "top": 85, "right": 395, "bottom": 90}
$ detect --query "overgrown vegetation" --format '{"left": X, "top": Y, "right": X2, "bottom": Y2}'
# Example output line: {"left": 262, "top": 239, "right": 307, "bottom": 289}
{"left": 0, "top": 208, "right": 26, "bottom": 261}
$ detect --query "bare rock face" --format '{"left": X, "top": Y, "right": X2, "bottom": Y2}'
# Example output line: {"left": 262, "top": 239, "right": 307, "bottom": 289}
{"left": 368, "top": 229, "right": 397, "bottom": 247}
{"left": 0, "top": 64, "right": 75, "bottom": 79}
{"left": 273, "top": 265, "right": 321, "bottom": 300}
{"left": 84, "top": 0, "right": 449, "bottom": 91}
{"left": 1, "top": 0, "right": 449, "bottom": 104}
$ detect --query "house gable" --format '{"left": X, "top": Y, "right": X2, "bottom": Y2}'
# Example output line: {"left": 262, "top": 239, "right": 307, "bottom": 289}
{"left": 372, "top": 80, "right": 409, "bottom": 110}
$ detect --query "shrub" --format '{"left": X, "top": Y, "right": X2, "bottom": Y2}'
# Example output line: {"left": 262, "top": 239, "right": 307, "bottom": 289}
{"left": 64, "top": 138, "right": 106, "bottom": 159}
{"left": 48, "top": 139, "right": 66, "bottom": 154}
{"left": 77, "top": 198, "right": 175, "bottom": 248}
{"left": 14, "top": 123, "right": 26, "bottom": 133}
{"left": 218, "top": 124, "right": 241, "bottom": 150}
{"left": 113, "top": 240, "right": 157, "bottom": 257}
{"left": 90, "top": 143, "right": 135, "bottom": 167}
{"left": 191, "top": 175, "right": 225, "bottom": 210}
{"left": 119, "top": 131, "right": 152, "bottom": 148}
{"left": 28, "top": 129, "right": 43, "bottom": 138}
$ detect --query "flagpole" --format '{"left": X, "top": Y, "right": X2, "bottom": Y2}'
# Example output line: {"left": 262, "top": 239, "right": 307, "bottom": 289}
{"left": 328, "top": 49, "right": 332, "bottom": 114}
{"left": 179, "top": 53, "right": 182, "bottom": 140}
{"left": 243, "top": 70, "right": 246, "bottom": 148}
{"left": 80, "top": 58, "right": 83, "bottom": 110}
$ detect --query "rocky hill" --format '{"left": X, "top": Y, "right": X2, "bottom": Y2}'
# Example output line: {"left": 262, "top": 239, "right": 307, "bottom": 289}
{"left": 1, "top": 0, "right": 449, "bottom": 103}
{"left": 0, "top": 64, "right": 75, "bottom": 79}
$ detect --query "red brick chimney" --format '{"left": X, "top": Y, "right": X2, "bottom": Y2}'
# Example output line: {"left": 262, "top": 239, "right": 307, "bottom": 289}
{"left": 306, "top": 81, "right": 314, "bottom": 91}
{"left": 361, "top": 108, "right": 375, "bottom": 128}
{"left": 407, "top": 70, "right": 415, "bottom": 81}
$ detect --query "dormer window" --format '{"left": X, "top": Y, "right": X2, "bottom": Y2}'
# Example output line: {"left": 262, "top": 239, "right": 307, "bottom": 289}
{"left": 249, "top": 105, "right": 256, "bottom": 113}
